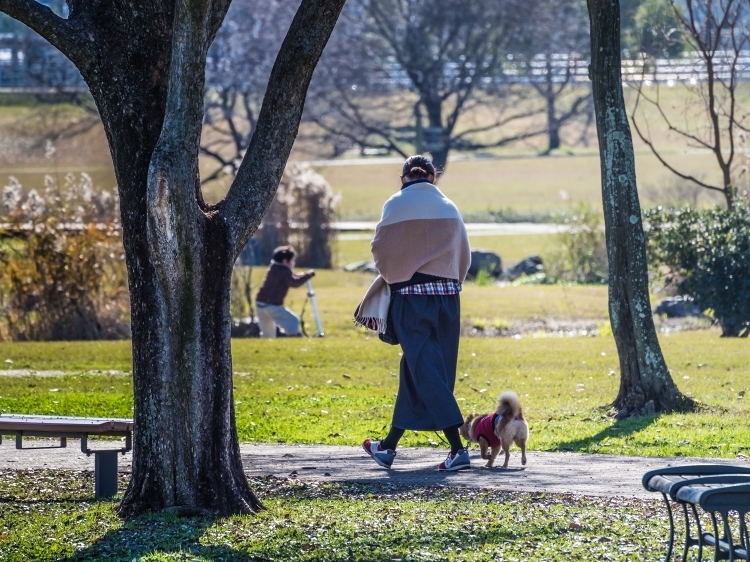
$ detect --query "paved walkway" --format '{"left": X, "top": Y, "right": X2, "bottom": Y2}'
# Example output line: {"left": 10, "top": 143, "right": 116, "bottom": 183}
{"left": 1, "top": 439, "right": 746, "bottom": 499}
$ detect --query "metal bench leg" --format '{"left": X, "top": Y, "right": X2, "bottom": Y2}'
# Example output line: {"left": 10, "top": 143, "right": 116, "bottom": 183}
{"left": 724, "top": 512, "right": 735, "bottom": 562}
{"left": 711, "top": 512, "right": 730, "bottom": 562}
{"left": 662, "top": 493, "right": 676, "bottom": 562}
{"left": 94, "top": 450, "right": 119, "bottom": 499}
{"left": 691, "top": 503, "right": 705, "bottom": 561}
{"left": 684, "top": 501, "right": 702, "bottom": 561}
{"left": 14, "top": 432, "right": 67, "bottom": 449}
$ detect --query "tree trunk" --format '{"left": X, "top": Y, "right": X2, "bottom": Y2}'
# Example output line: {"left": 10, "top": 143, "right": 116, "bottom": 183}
{"left": 547, "top": 101, "right": 561, "bottom": 153}
{"left": 587, "top": 0, "right": 693, "bottom": 416}
{"left": 75, "top": 6, "right": 262, "bottom": 517}
{"left": 544, "top": 58, "right": 561, "bottom": 154}
{"left": 423, "top": 99, "right": 449, "bottom": 170}
{"left": 0, "top": 0, "right": 347, "bottom": 517}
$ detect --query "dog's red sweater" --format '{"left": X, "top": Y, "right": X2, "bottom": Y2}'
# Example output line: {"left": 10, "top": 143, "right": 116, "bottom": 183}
{"left": 475, "top": 414, "right": 501, "bottom": 447}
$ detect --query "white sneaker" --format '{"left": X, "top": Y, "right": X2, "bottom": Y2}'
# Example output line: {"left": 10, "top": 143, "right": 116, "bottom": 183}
{"left": 362, "top": 439, "right": 396, "bottom": 468}
{"left": 438, "top": 448, "right": 471, "bottom": 471}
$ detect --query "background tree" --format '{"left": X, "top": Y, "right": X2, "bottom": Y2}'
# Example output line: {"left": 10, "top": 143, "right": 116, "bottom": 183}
{"left": 630, "top": 0, "right": 749, "bottom": 208}
{"left": 645, "top": 204, "right": 750, "bottom": 337}
{"left": 587, "top": 0, "right": 692, "bottom": 415}
{"left": 0, "top": 5, "right": 99, "bottom": 147}
{"left": 619, "top": 0, "right": 647, "bottom": 55}
{"left": 625, "top": 0, "right": 686, "bottom": 59}
{"left": 0, "top": 0, "right": 346, "bottom": 517}
{"left": 515, "top": 0, "right": 592, "bottom": 153}
{"left": 200, "top": 0, "right": 296, "bottom": 185}
{"left": 306, "top": 0, "right": 542, "bottom": 169}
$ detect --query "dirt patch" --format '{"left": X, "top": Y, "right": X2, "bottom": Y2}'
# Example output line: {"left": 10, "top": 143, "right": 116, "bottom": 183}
{"left": 462, "top": 316, "right": 715, "bottom": 337}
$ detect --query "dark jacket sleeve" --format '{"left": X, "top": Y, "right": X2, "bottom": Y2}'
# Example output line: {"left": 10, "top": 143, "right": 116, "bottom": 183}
{"left": 285, "top": 269, "right": 314, "bottom": 288}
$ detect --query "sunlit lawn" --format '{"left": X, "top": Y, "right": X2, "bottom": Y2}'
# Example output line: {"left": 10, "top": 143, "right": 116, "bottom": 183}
{"left": 231, "top": 270, "right": 611, "bottom": 336}
{"left": 313, "top": 148, "right": 722, "bottom": 221}
{"left": 0, "top": 329, "right": 748, "bottom": 458}
{"left": 0, "top": 470, "right": 670, "bottom": 561}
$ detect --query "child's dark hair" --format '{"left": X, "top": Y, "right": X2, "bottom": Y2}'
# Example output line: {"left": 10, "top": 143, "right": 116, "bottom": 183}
{"left": 402, "top": 155, "right": 437, "bottom": 180}
{"left": 272, "top": 245, "right": 296, "bottom": 263}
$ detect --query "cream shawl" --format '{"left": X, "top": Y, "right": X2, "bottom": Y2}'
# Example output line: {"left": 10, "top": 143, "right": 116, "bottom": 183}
{"left": 354, "top": 182, "right": 471, "bottom": 332}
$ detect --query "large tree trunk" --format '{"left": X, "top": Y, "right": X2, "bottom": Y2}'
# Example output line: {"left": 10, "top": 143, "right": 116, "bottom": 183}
{"left": 587, "top": 0, "right": 693, "bottom": 416}
{"left": 131, "top": 7, "right": 255, "bottom": 517}
{"left": 0, "top": 0, "right": 346, "bottom": 517}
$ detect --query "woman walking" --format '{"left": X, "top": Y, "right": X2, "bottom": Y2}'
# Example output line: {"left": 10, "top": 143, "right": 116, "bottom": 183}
{"left": 355, "top": 155, "right": 472, "bottom": 471}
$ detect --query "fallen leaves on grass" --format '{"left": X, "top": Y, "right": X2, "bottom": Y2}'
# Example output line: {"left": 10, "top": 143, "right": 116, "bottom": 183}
{"left": 0, "top": 469, "right": 672, "bottom": 562}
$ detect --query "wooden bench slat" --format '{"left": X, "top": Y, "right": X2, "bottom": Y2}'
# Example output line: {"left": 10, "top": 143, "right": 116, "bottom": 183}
{"left": 0, "top": 414, "right": 133, "bottom": 434}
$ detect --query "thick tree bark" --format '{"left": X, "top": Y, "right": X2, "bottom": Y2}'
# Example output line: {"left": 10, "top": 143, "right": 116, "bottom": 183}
{"left": 587, "top": 0, "right": 693, "bottom": 416}
{"left": 0, "top": 0, "right": 346, "bottom": 516}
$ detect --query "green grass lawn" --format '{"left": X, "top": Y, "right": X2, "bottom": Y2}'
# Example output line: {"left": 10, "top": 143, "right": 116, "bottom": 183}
{"left": 1, "top": 331, "right": 748, "bottom": 458}
{"left": 0, "top": 470, "right": 669, "bottom": 561}
{"left": 240, "top": 270, "right": 611, "bottom": 336}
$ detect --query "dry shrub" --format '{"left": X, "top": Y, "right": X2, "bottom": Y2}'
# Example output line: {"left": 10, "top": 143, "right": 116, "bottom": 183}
{"left": 546, "top": 203, "right": 608, "bottom": 284}
{"left": 252, "top": 164, "right": 339, "bottom": 268}
{"left": 0, "top": 173, "right": 129, "bottom": 341}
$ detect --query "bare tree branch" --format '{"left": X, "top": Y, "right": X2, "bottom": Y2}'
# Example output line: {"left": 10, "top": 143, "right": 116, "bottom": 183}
{"left": 306, "top": 0, "right": 541, "bottom": 168}
{"left": 221, "top": 0, "right": 347, "bottom": 255}
{"left": 628, "top": 0, "right": 747, "bottom": 207}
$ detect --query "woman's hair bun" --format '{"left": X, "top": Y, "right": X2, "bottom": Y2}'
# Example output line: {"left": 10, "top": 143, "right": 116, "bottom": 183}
{"left": 402, "top": 155, "right": 436, "bottom": 179}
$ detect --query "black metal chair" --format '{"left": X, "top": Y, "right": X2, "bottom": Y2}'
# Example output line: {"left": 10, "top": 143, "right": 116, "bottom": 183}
{"left": 643, "top": 464, "right": 750, "bottom": 562}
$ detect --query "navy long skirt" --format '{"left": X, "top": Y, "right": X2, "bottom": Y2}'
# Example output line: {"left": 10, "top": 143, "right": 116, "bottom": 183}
{"left": 390, "top": 293, "right": 464, "bottom": 431}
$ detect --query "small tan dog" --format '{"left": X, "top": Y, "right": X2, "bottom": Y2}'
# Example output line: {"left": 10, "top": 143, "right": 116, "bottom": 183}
{"left": 459, "top": 391, "right": 529, "bottom": 468}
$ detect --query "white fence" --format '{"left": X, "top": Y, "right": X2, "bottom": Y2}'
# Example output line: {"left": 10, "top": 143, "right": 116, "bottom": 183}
{"left": 374, "top": 51, "right": 750, "bottom": 89}
{"left": 0, "top": 35, "right": 748, "bottom": 91}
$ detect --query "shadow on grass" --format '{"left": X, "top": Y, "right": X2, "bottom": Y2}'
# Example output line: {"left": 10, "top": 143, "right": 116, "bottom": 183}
{"left": 60, "top": 512, "right": 268, "bottom": 562}
{"left": 552, "top": 414, "right": 660, "bottom": 454}
{"left": 59, "top": 506, "right": 517, "bottom": 562}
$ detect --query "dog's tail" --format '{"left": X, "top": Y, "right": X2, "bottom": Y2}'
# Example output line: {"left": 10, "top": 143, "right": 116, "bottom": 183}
{"left": 497, "top": 391, "right": 523, "bottom": 420}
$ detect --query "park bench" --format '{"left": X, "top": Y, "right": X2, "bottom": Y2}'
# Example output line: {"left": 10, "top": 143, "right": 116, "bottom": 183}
{"left": 643, "top": 464, "right": 750, "bottom": 561}
{"left": 0, "top": 414, "right": 133, "bottom": 499}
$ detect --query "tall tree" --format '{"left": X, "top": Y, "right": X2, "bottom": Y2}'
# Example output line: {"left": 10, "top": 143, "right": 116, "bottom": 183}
{"left": 630, "top": 0, "right": 749, "bottom": 209}
{"left": 587, "top": 0, "right": 692, "bottom": 415}
{"left": 306, "top": 0, "right": 542, "bottom": 169}
{"left": 0, "top": 0, "right": 345, "bottom": 516}
{"left": 516, "top": 0, "right": 592, "bottom": 153}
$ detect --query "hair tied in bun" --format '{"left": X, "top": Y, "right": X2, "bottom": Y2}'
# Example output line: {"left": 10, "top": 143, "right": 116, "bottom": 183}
{"left": 402, "top": 155, "right": 436, "bottom": 179}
